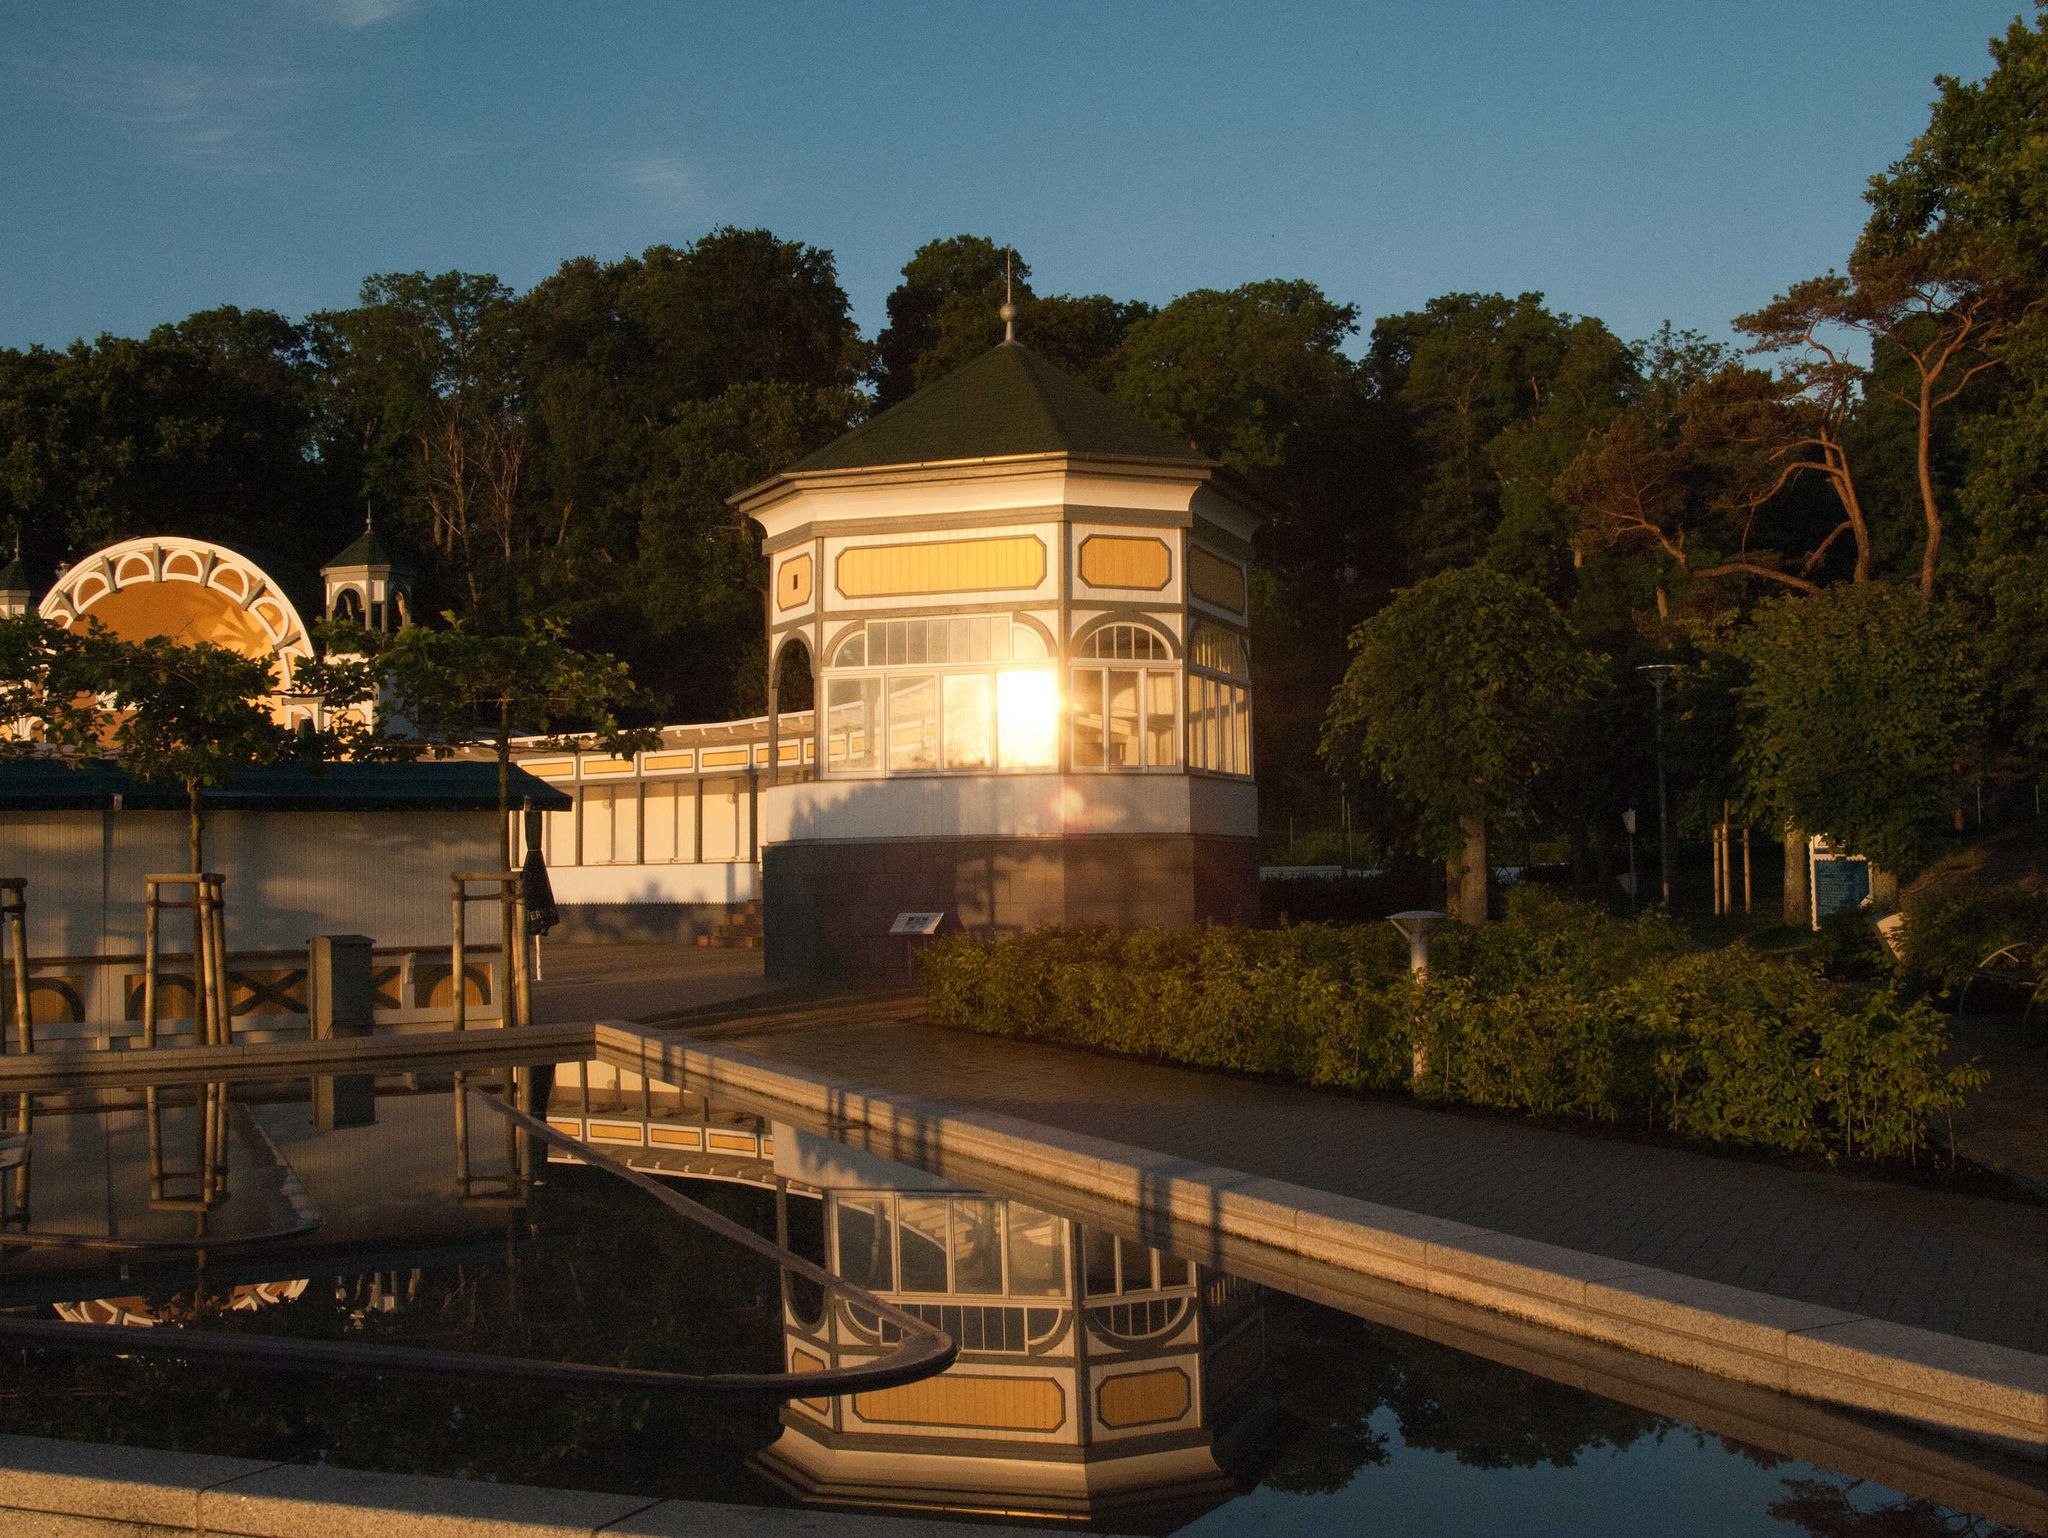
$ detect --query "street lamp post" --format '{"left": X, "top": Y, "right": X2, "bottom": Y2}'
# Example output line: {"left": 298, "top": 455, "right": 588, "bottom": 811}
{"left": 1637, "top": 664, "right": 1678, "bottom": 909}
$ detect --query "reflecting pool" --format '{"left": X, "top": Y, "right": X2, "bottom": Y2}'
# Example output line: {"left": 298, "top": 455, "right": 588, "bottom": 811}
{"left": 0, "top": 1060, "right": 2037, "bottom": 1535}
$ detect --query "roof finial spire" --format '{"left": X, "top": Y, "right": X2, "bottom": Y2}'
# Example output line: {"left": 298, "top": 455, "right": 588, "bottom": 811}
{"left": 999, "top": 247, "right": 1017, "bottom": 345}
{"left": 364, "top": 498, "right": 374, "bottom": 532}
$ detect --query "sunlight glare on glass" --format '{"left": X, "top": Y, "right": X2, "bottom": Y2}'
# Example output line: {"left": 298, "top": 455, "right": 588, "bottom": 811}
{"left": 997, "top": 668, "right": 1058, "bottom": 768}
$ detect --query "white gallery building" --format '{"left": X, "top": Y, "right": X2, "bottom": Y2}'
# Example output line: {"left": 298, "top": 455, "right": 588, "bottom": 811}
{"left": 515, "top": 338, "right": 1263, "bottom": 978}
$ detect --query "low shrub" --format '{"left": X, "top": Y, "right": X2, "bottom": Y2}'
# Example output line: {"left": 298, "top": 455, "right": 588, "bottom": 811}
{"left": 1897, "top": 879, "right": 2048, "bottom": 1001}
{"left": 923, "top": 888, "right": 1984, "bottom": 1165}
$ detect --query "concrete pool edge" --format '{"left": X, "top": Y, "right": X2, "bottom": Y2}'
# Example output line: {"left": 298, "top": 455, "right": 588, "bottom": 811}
{"left": 597, "top": 1021, "right": 2048, "bottom": 1463}
{"left": 0, "top": 1431, "right": 1047, "bottom": 1536}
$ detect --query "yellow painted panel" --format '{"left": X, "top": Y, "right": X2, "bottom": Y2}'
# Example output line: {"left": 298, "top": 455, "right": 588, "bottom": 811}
{"left": 1078, "top": 535, "right": 1171, "bottom": 591}
{"left": 1188, "top": 546, "right": 1246, "bottom": 613}
{"left": 522, "top": 757, "right": 575, "bottom": 779}
{"left": 648, "top": 1125, "right": 703, "bottom": 1148}
{"left": 855, "top": 1373, "right": 1065, "bottom": 1433}
{"left": 546, "top": 1117, "right": 584, "bottom": 1136}
{"left": 707, "top": 1129, "right": 757, "bottom": 1152}
{"left": 1096, "top": 1367, "right": 1191, "bottom": 1429}
{"left": 700, "top": 747, "right": 749, "bottom": 768}
{"left": 793, "top": 1347, "right": 831, "bottom": 1416}
{"left": 589, "top": 1121, "right": 644, "bottom": 1143}
{"left": 580, "top": 757, "right": 635, "bottom": 777}
{"left": 837, "top": 536, "right": 1047, "bottom": 598}
{"left": 777, "top": 553, "right": 814, "bottom": 610}
{"left": 643, "top": 750, "right": 695, "bottom": 772}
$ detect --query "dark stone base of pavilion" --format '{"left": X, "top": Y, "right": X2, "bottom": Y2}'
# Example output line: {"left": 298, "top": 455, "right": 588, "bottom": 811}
{"left": 763, "top": 833, "right": 1259, "bottom": 982}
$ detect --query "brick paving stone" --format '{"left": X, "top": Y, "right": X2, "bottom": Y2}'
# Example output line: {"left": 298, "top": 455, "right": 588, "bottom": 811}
{"left": 610, "top": 964, "right": 2048, "bottom": 1356}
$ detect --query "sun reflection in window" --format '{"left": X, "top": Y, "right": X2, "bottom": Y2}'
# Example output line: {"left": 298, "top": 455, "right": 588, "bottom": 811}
{"left": 997, "top": 669, "right": 1058, "bottom": 768}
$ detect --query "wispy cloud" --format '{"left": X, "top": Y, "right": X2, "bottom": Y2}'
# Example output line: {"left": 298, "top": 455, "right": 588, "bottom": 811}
{"left": 617, "top": 154, "right": 692, "bottom": 214}
{"left": 289, "top": 0, "right": 429, "bottom": 27}
{"left": 20, "top": 54, "right": 297, "bottom": 176}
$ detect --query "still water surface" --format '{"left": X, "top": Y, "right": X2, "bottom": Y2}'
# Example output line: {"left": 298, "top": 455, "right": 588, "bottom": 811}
{"left": 0, "top": 1063, "right": 2033, "bottom": 1535}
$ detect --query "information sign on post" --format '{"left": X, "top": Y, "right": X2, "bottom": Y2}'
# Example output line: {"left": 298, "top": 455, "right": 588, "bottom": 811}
{"left": 889, "top": 911, "right": 948, "bottom": 985}
{"left": 1807, "top": 836, "right": 1871, "bottom": 931}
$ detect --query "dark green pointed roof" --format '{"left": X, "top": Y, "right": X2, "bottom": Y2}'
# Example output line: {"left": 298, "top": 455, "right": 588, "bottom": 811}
{"left": 0, "top": 554, "right": 27, "bottom": 596}
{"left": 325, "top": 520, "right": 399, "bottom": 570}
{"left": 786, "top": 343, "right": 1210, "bottom": 475}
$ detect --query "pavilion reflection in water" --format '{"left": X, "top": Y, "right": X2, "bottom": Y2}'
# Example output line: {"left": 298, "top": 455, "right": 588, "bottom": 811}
{"left": 545, "top": 1055, "right": 1272, "bottom": 1527}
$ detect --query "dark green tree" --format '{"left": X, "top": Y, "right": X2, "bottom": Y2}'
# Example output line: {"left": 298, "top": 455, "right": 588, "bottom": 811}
{"left": 1736, "top": 583, "right": 1984, "bottom": 880}
{"left": 1322, "top": 566, "right": 1601, "bottom": 922}
{"left": 871, "top": 234, "right": 1023, "bottom": 405}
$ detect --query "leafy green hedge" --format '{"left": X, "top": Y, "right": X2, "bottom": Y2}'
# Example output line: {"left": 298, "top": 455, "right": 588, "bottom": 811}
{"left": 924, "top": 888, "right": 1985, "bottom": 1164}
{"left": 1898, "top": 879, "right": 2048, "bottom": 1001}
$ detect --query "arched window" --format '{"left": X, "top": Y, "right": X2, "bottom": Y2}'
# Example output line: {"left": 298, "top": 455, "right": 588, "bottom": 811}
{"left": 1071, "top": 622, "right": 1178, "bottom": 770}
{"left": 1187, "top": 623, "right": 1250, "bottom": 776}
{"left": 821, "top": 615, "right": 1056, "bottom": 776}
{"left": 1075, "top": 623, "right": 1172, "bottom": 662}
{"left": 332, "top": 587, "right": 365, "bottom": 624}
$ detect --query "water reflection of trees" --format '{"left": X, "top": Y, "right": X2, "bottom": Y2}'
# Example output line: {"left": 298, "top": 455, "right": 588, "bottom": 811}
{"left": 0, "top": 1167, "right": 790, "bottom": 1504}
{"left": 1258, "top": 1307, "right": 2029, "bottom": 1538}
{"left": 1770, "top": 1478, "right": 2029, "bottom": 1538}
{"left": 1261, "top": 1306, "right": 1665, "bottom": 1491}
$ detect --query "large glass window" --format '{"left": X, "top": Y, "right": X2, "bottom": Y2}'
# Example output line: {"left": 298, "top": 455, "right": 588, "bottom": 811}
{"left": 826, "top": 676, "right": 880, "bottom": 772}
{"left": 1072, "top": 623, "right": 1179, "bottom": 771}
{"left": 942, "top": 673, "right": 993, "bottom": 770}
{"left": 887, "top": 675, "right": 938, "bottom": 771}
{"left": 997, "top": 669, "right": 1058, "bottom": 768}
{"left": 824, "top": 614, "right": 1055, "bottom": 776}
{"left": 1188, "top": 623, "right": 1251, "bottom": 777}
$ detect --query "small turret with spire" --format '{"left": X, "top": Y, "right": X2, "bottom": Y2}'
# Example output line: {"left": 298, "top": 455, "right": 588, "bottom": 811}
{"left": 0, "top": 532, "right": 31, "bottom": 620}
{"left": 321, "top": 505, "right": 412, "bottom": 632}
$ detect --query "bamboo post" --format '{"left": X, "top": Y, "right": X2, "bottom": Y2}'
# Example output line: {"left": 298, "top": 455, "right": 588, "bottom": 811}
{"left": 512, "top": 887, "right": 532, "bottom": 1032}
{"left": 142, "top": 879, "right": 161, "bottom": 1049}
{"left": 8, "top": 1092, "right": 28, "bottom": 1225}
{"left": 451, "top": 876, "right": 468, "bottom": 1033}
{"left": 500, "top": 875, "right": 516, "bottom": 1033}
{"left": 207, "top": 875, "right": 232, "bottom": 1048}
{"left": 146, "top": 1085, "right": 166, "bottom": 1201}
{"left": 452, "top": 1069, "right": 471, "bottom": 1186}
{"left": 0, "top": 879, "right": 29, "bottom": 1054}
{"left": 198, "top": 881, "right": 218, "bottom": 1047}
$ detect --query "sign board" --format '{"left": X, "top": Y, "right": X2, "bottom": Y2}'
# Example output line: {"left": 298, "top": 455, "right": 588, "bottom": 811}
{"left": 889, "top": 911, "right": 946, "bottom": 936}
{"left": 1808, "top": 836, "right": 1871, "bottom": 931}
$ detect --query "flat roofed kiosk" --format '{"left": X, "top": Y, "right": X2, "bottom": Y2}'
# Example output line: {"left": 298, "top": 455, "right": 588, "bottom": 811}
{"left": 731, "top": 340, "right": 1262, "bottom": 981}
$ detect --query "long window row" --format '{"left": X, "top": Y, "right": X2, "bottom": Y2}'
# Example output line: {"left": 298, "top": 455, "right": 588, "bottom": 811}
{"left": 523, "top": 777, "right": 754, "bottom": 866}
{"left": 823, "top": 618, "right": 1250, "bottom": 779}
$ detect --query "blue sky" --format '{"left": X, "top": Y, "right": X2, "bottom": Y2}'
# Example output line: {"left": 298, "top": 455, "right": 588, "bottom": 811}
{"left": 0, "top": 1, "right": 2023, "bottom": 355}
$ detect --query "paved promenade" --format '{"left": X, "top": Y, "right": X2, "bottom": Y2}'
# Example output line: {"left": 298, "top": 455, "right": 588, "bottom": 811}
{"left": 634, "top": 984, "right": 2048, "bottom": 1359}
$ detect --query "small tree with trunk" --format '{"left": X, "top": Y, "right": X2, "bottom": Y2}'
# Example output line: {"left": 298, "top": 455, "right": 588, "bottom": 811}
{"left": 1321, "top": 566, "right": 1600, "bottom": 923}
{"left": 1736, "top": 583, "right": 1984, "bottom": 884}
{"left": 319, "top": 615, "right": 658, "bottom": 871}
{"left": 64, "top": 626, "right": 297, "bottom": 874}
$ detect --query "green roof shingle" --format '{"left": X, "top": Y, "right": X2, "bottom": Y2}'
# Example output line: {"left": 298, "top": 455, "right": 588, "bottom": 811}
{"left": 324, "top": 520, "right": 399, "bottom": 570}
{"left": 786, "top": 343, "right": 1210, "bottom": 475}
